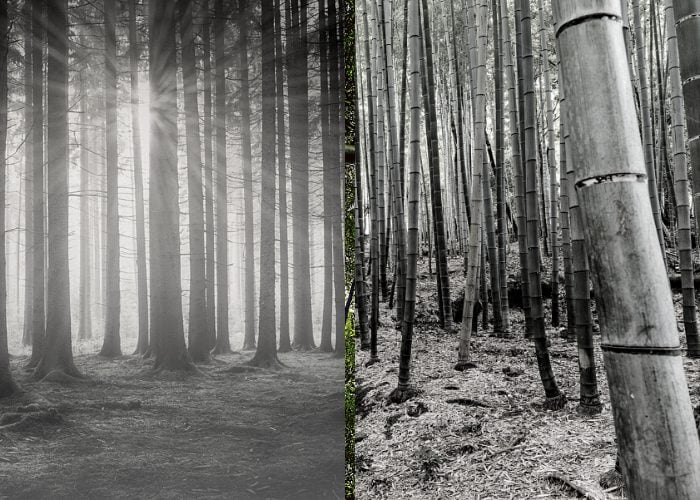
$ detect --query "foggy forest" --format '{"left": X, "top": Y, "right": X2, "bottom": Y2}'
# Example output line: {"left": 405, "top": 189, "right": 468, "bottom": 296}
{"left": 0, "top": 0, "right": 346, "bottom": 498}
{"left": 349, "top": 0, "right": 700, "bottom": 498}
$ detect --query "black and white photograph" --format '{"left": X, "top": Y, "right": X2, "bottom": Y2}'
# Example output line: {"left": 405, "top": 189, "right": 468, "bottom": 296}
{"left": 348, "top": 0, "right": 700, "bottom": 498}
{"left": 0, "top": 0, "right": 346, "bottom": 498}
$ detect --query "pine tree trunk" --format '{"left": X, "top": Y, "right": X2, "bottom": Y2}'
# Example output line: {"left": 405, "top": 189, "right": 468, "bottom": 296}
{"left": 320, "top": 0, "right": 334, "bottom": 352}
{"left": 248, "top": 0, "right": 281, "bottom": 369}
{"left": 35, "top": 0, "right": 82, "bottom": 379}
{"left": 27, "top": 0, "right": 45, "bottom": 371}
{"left": 100, "top": 0, "right": 122, "bottom": 358}
{"left": 200, "top": 0, "right": 216, "bottom": 351}
{"left": 129, "top": 0, "right": 149, "bottom": 356}
{"left": 289, "top": 0, "right": 315, "bottom": 351}
{"left": 22, "top": 0, "right": 33, "bottom": 348}
{"left": 0, "top": 0, "right": 17, "bottom": 397}
{"left": 239, "top": 1, "right": 257, "bottom": 352}
{"left": 211, "top": 0, "right": 231, "bottom": 355}
{"left": 149, "top": 0, "right": 195, "bottom": 372}
{"left": 275, "top": 0, "right": 291, "bottom": 353}
{"left": 180, "top": 0, "right": 209, "bottom": 362}
{"left": 331, "top": 0, "right": 345, "bottom": 356}
{"left": 78, "top": 69, "right": 92, "bottom": 342}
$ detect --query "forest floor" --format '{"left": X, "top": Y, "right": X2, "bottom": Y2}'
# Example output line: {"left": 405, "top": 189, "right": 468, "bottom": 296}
{"left": 354, "top": 252, "right": 700, "bottom": 499}
{"left": 0, "top": 348, "right": 344, "bottom": 499}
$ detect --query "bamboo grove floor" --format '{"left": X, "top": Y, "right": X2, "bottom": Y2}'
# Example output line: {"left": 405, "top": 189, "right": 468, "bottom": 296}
{"left": 354, "top": 252, "right": 700, "bottom": 499}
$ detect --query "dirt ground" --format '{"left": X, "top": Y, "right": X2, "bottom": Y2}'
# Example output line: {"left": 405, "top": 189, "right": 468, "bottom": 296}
{"left": 0, "top": 347, "right": 344, "bottom": 499}
{"left": 354, "top": 253, "right": 700, "bottom": 499}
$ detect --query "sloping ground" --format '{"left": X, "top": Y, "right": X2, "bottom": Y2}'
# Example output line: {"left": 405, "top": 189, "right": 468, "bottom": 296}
{"left": 0, "top": 351, "right": 344, "bottom": 499}
{"left": 355, "top": 256, "right": 700, "bottom": 499}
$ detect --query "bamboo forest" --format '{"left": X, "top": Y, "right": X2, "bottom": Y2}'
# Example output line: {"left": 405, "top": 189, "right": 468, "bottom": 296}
{"left": 0, "top": 0, "right": 345, "bottom": 498}
{"left": 349, "top": 0, "right": 700, "bottom": 498}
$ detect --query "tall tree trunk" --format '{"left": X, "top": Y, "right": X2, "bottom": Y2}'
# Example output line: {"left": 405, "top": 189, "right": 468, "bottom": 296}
{"left": 331, "top": 0, "right": 346, "bottom": 355}
{"left": 149, "top": 0, "right": 195, "bottom": 372}
{"left": 276, "top": 0, "right": 291, "bottom": 353}
{"left": 354, "top": 24, "right": 370, "bottom": 351}
{"left": 673, "top": 0, "right": 700, "bottom": 356}
{"left": 200, "top": 0, "right": 216, "bottom": 351}
{"left": 248, "top": 0, "right": 281, "bottom": 369}
{"left": 353, "top": 139, "right": 369, "bottom": 349}
{"left": 666, "top": 0, "right": 699, "bottom": 356}
{"left": 632, "top": 0, "right": 665, "bottom": 258}
{"left": 483, "top": 132, "right": 503, "bottom": 334}
{"left": 419, "top": 0, "right": 451, "bottom": 328}
{"left": 555, "top": 1, "right": 700, "bottom": 494}
{"left": 500, "top": 0, "right": 517, "bottom": 333}
{"left": 494, "top": 0, "right": 510, "bottom": 333}
{"left": 100, "top": 0, "right": 121, "bottom": 358}
{"left": 239, "top": 1, "right": 256, "bottom": 352}
{"left": 370, "top": 0, "right": 388, "bottom": 305}
{"left": 561, "top": 86, "right": 601, "bottom": 414}
{"left": 35, "top": 0, "right": 82, "bottom": 379}
{"left": 378, "top": 0, "right": 406, "bottom": 331}
{"left": 456, "top": 0, "right": 487, "bottom": 371}
{"left": 538, "top": 0, "right": 559, "bottom": 327}
{"left": 391, "top": 0, "right": 421, "bottom": 401}
{"left": 672, "top": 4, "right": 700, "bottom": 242}
{"left": 361, "top": 0, "right": 379, "bottom": 364}
{"left": 129, "top": 0, "right": 149, "bottom": 356}
{"left": 27, "top": 0, "right": 45, "bottom": 370}
{"left": 289, "top": 0, "right": 315, "bottom": 351}
{"left": 211, "top": 0, "right": 231, "bottom": 355}
{"left": 179, "top": 0, "right": 209, "bottom": 362}
{"left": 518, "top": 0, "right": 565, "bottom": 408}
{"left": 558, "top": 64, "right": 575, "bottom": 341}
{"left": 320, "top": 0, "right": 334, "bottom": 352}
{"left": 78, "top": 69, "right": 92, "bottom": 342}
{"left": 513, "top": 0, "right": 532, "bottom": 338}
{"left": 22, "top": 0, "right": 33, "bottom": 348}
{"left": 0, "top": 0, "right": 17, "bottom": 397}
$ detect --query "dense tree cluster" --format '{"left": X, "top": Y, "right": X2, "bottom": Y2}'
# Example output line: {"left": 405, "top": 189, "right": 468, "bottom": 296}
{"left": 352, "top": 0, "right": 700, "bottom": 494}
{"left": 0, "top": 0, "right": 345, "bottom": 386}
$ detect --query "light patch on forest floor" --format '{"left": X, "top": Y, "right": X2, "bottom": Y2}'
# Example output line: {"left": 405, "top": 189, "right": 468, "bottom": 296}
{"left": 0, "top": 351, "right": 344, "bottom": 499}
{"left": 355, "top": 254, "right": 700, "bottom": 499}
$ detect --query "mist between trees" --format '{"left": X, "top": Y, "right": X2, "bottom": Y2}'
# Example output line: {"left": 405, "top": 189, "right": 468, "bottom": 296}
{"left": 350, "top": 0, "right": 700, "bottom": 498}
{"left": 0, "top": 0, "right": 347, "bottom": 376}
{"left": 0, "top": 0, "right": 346, "bottom": 498}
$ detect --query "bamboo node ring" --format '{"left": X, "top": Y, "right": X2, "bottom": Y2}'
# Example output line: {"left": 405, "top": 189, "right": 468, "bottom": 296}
{"left": 600, "top": 344, "right": 681, "bottom": 356}
{"left": 556, "top": 14, "right": 621, "bottom": 38}
{"left": 575, "top": 172, "right": 646, "bottom": 189}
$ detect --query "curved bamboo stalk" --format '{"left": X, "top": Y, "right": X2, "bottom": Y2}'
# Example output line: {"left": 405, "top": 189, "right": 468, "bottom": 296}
{"left": 555, "top": 1, "right": 700, "bottom": 494}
